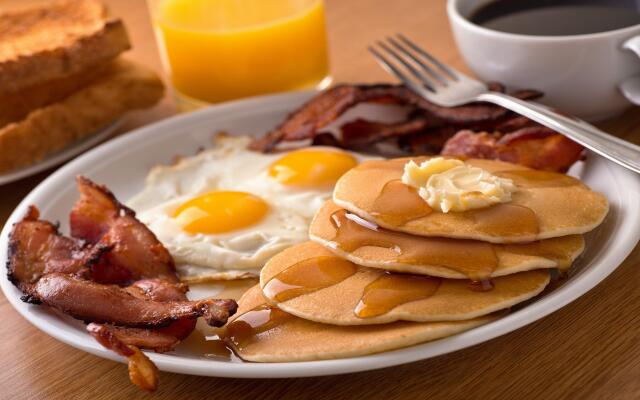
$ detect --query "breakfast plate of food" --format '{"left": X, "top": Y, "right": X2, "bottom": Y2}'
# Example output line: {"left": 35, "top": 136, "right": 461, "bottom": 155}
{"left": 1, "top": 86, "right": 639, "bottom": 390}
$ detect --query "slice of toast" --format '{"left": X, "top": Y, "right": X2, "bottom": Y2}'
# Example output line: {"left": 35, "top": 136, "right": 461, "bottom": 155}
{"left": 0, "top": 58, "right": 164, "bottom": 173}
{"left": 0, "top": 0, "right": 131, "bottom": 94}
{"left": 0, "top": 62, "right": 112, "bottom": 127}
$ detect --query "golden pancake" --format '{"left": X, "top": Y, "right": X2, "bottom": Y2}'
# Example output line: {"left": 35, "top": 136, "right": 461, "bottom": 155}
{"left": 309, "top": 201, "right": 585, "bottom": 280}
{"left": 224, "top": 284, "right": 497, "bottom": 362}
{"left": 333, "top": 157, "right": 609, "bottom": 243}
{"left": 259, "top": 242, "right": 549, "bottom": 325}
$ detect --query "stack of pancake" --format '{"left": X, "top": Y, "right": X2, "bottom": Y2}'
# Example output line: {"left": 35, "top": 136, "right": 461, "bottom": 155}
{"left": 224, "top": 157, "right": 609, "bottom": 362}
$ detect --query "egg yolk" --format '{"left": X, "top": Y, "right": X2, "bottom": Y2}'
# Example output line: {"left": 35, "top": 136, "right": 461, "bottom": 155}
{"left": 173, "top": 191, "right": 269, "bottom": 234}
{"left": 268, "top": 149, "right": 358, "bottom": 188}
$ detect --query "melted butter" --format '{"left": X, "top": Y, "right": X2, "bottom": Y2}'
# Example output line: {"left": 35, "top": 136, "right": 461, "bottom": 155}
{"left": 371, "top": 179, "right": 432, "bottom": 225}
{"left": 224, "top": 305, "right": 292, "bottom": 352}
{"left": 495, "top": 170, "right": 578, "bottom": 188}
{"left": 330, "top": 209, "right": 499, "bottom": 280}
{"left": 355, "top": 272, "right": 441, "bottom": 318}
{"left": 402, "top": 158, "right": 517, "bottom": 213}
{"left": 263, "top": 256, "right": 358, "bottom": 302}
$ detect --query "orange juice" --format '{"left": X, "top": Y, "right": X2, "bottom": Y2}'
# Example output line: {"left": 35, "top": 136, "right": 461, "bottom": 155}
{"left": 152, "top": 0, "right": 330, "bottom": 105}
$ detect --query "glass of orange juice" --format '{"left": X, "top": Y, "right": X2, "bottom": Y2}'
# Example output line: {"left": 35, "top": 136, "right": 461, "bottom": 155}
{"left": 147, "top": 0, "right": 331, "bottom": 109}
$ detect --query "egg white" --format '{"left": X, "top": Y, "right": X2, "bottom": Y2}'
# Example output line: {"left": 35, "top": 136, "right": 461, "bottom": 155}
{"left": 128, "top": 134, "right": 377, "bottom": 278}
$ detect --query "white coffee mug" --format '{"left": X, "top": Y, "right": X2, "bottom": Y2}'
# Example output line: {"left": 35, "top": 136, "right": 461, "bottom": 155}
{"left": 448, "top": 0, "right": 640, "bottom": 121}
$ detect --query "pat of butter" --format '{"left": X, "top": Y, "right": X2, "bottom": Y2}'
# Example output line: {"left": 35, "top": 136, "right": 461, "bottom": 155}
{"left": 401, "top": 157, "right": 517, "bottom": 213}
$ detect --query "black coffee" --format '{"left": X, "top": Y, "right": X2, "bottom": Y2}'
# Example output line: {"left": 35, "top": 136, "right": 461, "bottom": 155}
{"left": 470, "top": 0, "right": 640, "bottom": 36}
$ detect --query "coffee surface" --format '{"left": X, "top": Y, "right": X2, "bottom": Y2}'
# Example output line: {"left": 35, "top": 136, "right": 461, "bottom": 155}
{"left": 471, "top": 0, "right": 640, "bottom": 36}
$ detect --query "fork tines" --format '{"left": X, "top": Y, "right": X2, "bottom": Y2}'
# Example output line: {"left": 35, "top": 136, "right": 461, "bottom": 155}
{"left": 368, "top": 34, "right": 460, "bottom": 96}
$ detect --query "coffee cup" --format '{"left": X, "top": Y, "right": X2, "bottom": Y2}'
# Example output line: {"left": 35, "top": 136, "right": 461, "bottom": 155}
{"left": 447, "top": 0, "right": 640, "bottom": 121}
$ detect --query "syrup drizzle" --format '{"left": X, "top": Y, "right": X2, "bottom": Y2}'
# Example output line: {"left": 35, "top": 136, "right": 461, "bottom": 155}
{"left": 468, "top": 279, "right": 495, "bottom": 292}
{"left": 371, "top": 179, "right": 432, "bottom": 225}
{"left": 355, "top": 272, "right": 441, "bottom": 318}
{"left": 262, "top": 256, "right": 358, "bottom": 302}
{"left": 495, "top": 170, "right": 578, "bottom": 188}
{"left": 224, "top": 305, "right": 292, "bottom": 352}
{"left": 504, "top": 239, "right": 574, "bottom": 269}
{"left": 466, "top": 203, "right": 539, "bottom": 237}
{"left": 330, "top": 209, "right": 499, "bottom": 281}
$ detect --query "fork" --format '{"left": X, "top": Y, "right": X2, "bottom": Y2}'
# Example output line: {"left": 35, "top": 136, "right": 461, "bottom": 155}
{"left": 369, "top": 34, "right": 640, "bottom": 175}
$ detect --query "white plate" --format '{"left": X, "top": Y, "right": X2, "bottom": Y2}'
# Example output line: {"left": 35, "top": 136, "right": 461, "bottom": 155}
{"left": 1, "top": 91, "right": 639, "bottom": 379}
{"left": 0, "top": 119, "right": 122, "bottom": 185}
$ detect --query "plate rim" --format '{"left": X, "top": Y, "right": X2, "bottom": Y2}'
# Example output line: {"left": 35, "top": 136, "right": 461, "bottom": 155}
{"left": 1, "top": 90, "right": 639, "bottom": 379}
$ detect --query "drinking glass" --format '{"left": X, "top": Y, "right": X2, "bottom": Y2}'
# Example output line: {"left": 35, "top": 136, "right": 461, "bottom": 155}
{"left": 147, "top": 0, "right": 331, "bottom": 110}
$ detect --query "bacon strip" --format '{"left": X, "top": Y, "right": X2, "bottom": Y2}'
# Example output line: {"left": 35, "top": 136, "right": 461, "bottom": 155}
{"left": 250, "top": 83, "right": 543, "bottom": 152}
{"left": 86, "top": 280, "right": 197, "bottom": 363}
{"left": 70, "top": 177, "right": 177, "bottom": 284}
{"left": 88, "top": 324, "right": 159, "bottom": 392}
{"left": 340, "top": 115, "right": 436, "bottom": 147}
{"left": 8, "top": 177, "right": 239, "bottom": 391}
{"left": 125, "top": 278, "right": 197, "bottom": 340}
{"left": 25, "top": 273, "right": 237, "bottom": 328}
{"left": 88, "top": 323, "right": 179, "bottom": 353}
{"left": 495, "top": 127, "right": 584, "bottom": 172}
{"left": 7, "top": 206, "right": 108, "bottom": 293}
{"left": 442, "top": 127, "right": 583, "bottom": 172}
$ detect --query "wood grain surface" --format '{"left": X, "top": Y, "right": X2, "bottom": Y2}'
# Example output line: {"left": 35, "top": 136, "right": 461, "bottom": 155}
{"left": 1, "top": 1, "right": 640, "bottom": 399}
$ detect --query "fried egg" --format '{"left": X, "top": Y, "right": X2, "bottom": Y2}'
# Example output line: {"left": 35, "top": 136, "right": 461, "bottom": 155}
{"left": 128, "top": 135, "right": 376, "bottom": 280}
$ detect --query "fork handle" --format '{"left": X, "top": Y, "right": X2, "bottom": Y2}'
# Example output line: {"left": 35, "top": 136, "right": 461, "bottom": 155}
{"left": 476, "top": 92, "right": 640, "bottom": 174}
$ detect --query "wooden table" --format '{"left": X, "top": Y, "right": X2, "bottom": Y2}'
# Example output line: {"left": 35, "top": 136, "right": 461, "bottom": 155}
{"left": 2, "top": 1, "right": 640, "bottom": 399}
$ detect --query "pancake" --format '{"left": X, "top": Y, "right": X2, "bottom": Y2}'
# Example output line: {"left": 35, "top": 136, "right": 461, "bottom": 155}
{"left": 259, "top": 242, "right": 549, "bottom": 325}
{"left": 224, "top": 284, "right": 497, "bottom": 362}
{"left": 309, "top": 201, "right": 585, "bottom": 280}
{"left": 333, "top": 157, "right": 609, "bottom": 243}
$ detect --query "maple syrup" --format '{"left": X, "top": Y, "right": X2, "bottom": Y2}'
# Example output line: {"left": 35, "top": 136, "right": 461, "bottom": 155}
{"left": 262, "top": 256, "right": 358, "bottom": 302}
{"left": 468, "top": 279, "right": 495, "bottom": 292}
{"left": 330, "top": 209, "right": 499, "bottom": 280}
{"left": 495, "top": 170, "right": 578, "bottom": 188}
{"left": 355, "top": 272, "right": 441, "bottom": 318}
{"left": 224, "top": 305, "right": 292, "bottom": 351}
{"left": 371, "top": 179, "right": 433, "bottom": 225}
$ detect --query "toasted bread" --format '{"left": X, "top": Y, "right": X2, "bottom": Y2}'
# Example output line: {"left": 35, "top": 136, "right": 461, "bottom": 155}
{"left": 0, "top": 0, "right": 130, "bottom": 94}
{"left": 0, "top": 58, "right": 164, "bottom": 173}
{"left": 0, "top": 62, "right": 112, "bottom": 127}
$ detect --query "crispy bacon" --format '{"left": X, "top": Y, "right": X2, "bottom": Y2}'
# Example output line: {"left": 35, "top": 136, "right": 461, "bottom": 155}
{"left": 250, "top": 83, "right": 543, "bottom": 152}
{"left": 86, "top": 279, "right": 197, "bottom": 376}
{"left": 494, "top": 115, "right": 539, "bottom": 132}
{"left": 340, "top": 114, "right": 436, "bottom": 147}
{"left": 70, "top": 177, "right": 177, "bottom": 284}
{"left": 25, "top": 273, "right": 237, "bottom": 328}
{"left": 8, "top": 177, "right": 239, "bottom": 391}
{"left": 442, "top": 127, "right": 584, "bottom": 172}
{"left": 126, "top": 278, "right": 188, "bottom": 302}
{"left": 495, "top": 127, "right": 584, "bottom": 172}
{"left": 441, "top": 130, "right": 500, "bottom": 160}
{"left": 88, "top": 324, "right": 159, "bottom": 392}
{"left": 7, "top": 206, "right": 108, "bottom": 293}
{"left": 126, "top": 278, "right": 196, "bottom": 340}
{"left": 126, "top": 347, "right": 160, "bottom": 392}
{"left": 88, "top": 323, "right": 179, "bottom": 353}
